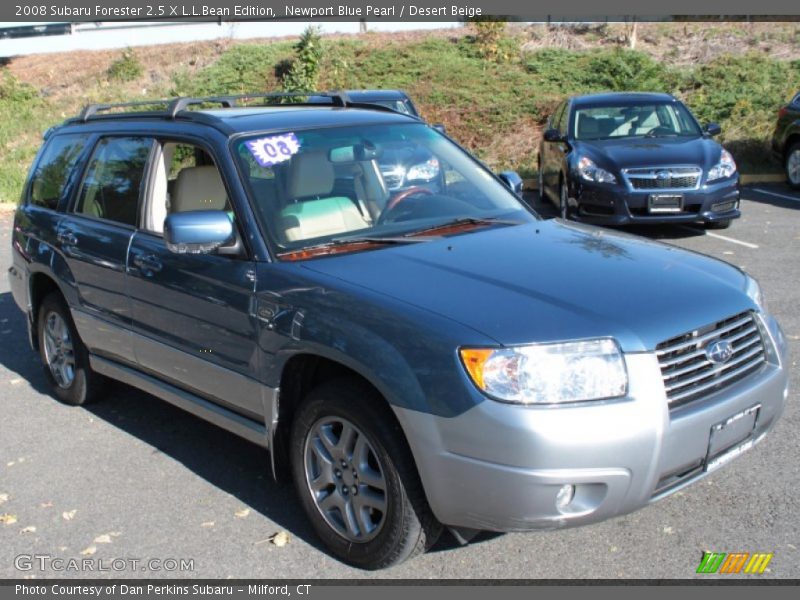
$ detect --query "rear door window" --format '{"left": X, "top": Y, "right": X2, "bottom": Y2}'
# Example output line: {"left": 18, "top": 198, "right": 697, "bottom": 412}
{"left": 74, "top": 137, "right": 153, "bottom": 227}
{"left": 28, "top": 134, "right": 90, "bottom": 210}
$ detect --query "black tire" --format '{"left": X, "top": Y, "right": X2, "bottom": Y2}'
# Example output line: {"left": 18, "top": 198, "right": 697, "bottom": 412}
{"left": 705, "top": 219, "right": 732, "bottom": 230}
{"left": 785, "top": 142, "right": 800, "bottom": 190}
{"left": 37, "top": 292, "right": 103, "bottom": 406}
{"left": 290, "top": 378, "right": 442, "bottom": 569}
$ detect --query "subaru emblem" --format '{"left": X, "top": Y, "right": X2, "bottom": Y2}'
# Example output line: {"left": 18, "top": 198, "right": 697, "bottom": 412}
{"left": 705, "top": 340, "right": 734, "bottom": 364}
{"left": 656, "top": 169, "right": 671, "bottom": 181}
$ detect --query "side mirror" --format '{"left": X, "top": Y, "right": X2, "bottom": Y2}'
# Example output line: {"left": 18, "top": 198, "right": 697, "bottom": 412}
{"left": 498, "top": 171, "right": 524, "bottom": 195}
{"left": 164, "top": 210, "right": 235, "bottom": 255}
{"left": 432, "top": 123, "right": 447, "bottom": 134}
{"left": 543, "top": 128, "right": 564, "bottom": 143}
{"left": 704, "top": 123, "right": 722, "bottom": 136}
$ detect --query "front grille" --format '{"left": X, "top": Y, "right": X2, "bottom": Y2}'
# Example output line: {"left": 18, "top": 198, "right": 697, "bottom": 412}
{"left": 657, "top": 311, "right": 766, "bottom": 408}
{"left": 380, "top": 168, "right": 404, "bottom": 191}
{"left": 624, "top": 167, "right": 701, "bottom": 190}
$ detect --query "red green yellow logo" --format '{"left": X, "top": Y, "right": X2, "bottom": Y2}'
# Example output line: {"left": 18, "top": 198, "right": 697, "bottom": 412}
{"left": 696, "top": 552, "right": 773, "bottom": 574}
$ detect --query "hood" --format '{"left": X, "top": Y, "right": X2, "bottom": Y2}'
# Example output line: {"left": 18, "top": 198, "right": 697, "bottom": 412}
{"left": 575, "top": 136, "right": 723, "bottom": 171}
{"left": 300, "top": 221, "right": 753, "bottom": 352}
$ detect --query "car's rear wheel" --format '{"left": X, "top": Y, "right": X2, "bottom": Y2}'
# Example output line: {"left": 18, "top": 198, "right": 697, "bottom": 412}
{"left": 786, "top": 142, "right": 800, "bottom": 189}
{"left": 290, "top": 378, "right": 442, "bottom": 569}
{"left": 37, "top": 293, "right": 103, "bottom": 406}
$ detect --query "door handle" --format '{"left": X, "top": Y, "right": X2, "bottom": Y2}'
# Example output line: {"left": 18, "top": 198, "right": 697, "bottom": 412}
{"left": 132, "top": 254, "right": 163, "bottom": 273}
{"left": 57, "top": 230, "right": 78, "bottom": 246}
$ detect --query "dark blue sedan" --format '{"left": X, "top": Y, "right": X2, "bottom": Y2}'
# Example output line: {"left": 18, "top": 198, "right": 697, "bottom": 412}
{"left": 538, "top": 92, "right": 740, "bottom": 229}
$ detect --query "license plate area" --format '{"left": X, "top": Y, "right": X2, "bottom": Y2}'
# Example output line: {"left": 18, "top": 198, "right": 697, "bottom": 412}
{"left": 705, "top": 404, "right": 760, "bottom": 473}
{"left": 649, "top": 193, "right": 684, "bottom": 213}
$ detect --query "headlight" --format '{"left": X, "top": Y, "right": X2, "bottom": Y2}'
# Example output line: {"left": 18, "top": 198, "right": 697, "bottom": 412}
{"left": 745, "top": 275, "right": 766, "bottom": 312}
{"left": 406, "top": 158, "right": 440, "bottom": 182}
{"left": 460, "top": 338, "right": 628, "bottom": 404}
{"left": 707, "top": 148, "right": 737, "bottom": 182}
{"left": 577, "top": 156, "right": 617, "bottom": 184}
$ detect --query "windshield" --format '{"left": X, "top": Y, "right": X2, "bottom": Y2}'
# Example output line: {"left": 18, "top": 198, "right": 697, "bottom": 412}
{"left": 572, "top": 102, "right": 702, "bottom": 140}
{"left": 235, "top": 123, "right": 533, "bottom": 257}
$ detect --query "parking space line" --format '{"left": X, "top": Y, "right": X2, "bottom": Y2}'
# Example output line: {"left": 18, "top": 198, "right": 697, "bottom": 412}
{"left": 677, "top": 226, "right": 759, "bottom": 249}
{"left": 705, "top": 231, "right": 759, "bottom": 249}
{"left": 752, "top": 188, "right": 800, "bottom": 203}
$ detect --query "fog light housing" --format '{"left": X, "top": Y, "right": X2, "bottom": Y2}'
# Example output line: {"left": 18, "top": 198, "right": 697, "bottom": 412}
{"left": 555, "top": 484, "right": 575, "bottom": 510}
{"left": 711, "top": 200, "right": 737, "bottom": 212}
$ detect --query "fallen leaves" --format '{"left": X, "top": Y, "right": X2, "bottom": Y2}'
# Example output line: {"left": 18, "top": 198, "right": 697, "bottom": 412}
{"left": 1, "top": 514, "right": 18, "bottom": 525}
{"left": 62, "top": 509, "right": 77, "bottom": 521}
{"left": 200, "top": 521, "right": 215, "bottom": 528}
{"left": 79, "top": 546, "right": 97, "bottom": 556}
{"left": 663, "top": 526, "right": 674, "bottom": 535}
{"left": 270, "top": 531, "right": 290, "bottom": 547}
{"left": 93, "top": 532, "right": 120, "bottom": 544}
{"left": 234, "top": 508, "right": 250, "bottom": 519}
{"left": 39, "top": 501, "right": 53, "bottom": 508}
{"left": 0, "top": 493, "right": 8, "bottom": 505}
{"left": 20, "top": 526, "right": 36, "bottom": 534}
{"left": 9, "top": 378, "right": 23, "bottom": 385}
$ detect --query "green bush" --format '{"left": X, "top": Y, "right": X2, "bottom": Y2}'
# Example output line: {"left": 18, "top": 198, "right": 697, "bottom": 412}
{"left": 172, "top": 44, "right": 291, "bottom": 96}
{"left": 281, "top": 26, "right": 324, "bottom": 93}
{"left": 0, "top": 71, "right": 38, "bottom": 102}
{"left": 107, "top": 48, "right": 143, "bottom": 82}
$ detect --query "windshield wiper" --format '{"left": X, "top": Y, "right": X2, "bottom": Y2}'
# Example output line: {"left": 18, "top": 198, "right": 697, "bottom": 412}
{"left": 403, "top": 216, "right": 524, "bottom": 238}
{"left": 276, "top": 235, "right": 428, "bottom": 261}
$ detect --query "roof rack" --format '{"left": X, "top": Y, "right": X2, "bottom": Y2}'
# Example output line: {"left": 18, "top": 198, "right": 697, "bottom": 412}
{"left": 76, "top": 90, "right": 404, "bottom": 122}
{"left": 78, "top": 97, "right": 237, "bottom": 122}
{"left": 212, "top": 91, "right": 351, "bottom": 107}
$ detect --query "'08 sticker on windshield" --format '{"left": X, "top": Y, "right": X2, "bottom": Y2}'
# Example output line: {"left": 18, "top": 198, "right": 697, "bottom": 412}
{"left": 245, "top": 133, "right": 300, "bottom": 167}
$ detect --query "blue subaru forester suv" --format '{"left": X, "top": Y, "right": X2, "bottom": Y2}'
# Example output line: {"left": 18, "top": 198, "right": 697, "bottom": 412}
{"left": 8, "top": 93, "right": 789, "bottom": 569}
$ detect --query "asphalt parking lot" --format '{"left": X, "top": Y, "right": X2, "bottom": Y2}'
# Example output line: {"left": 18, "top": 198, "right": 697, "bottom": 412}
{"left": 0, "top": 185, "right": 798, "bottom": 580}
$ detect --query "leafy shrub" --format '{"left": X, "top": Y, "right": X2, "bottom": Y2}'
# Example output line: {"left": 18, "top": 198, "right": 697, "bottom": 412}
{"left": 469, "top": 20, "right": 509, "bottom": 62}
{"left": 281, "top": 26, "right": 324, "bottom": 93}
{"left": 0, "top": 71, "right": 38, "bottom": 102}
{"left": 107, "top": 48, "right": 143, "bottom": 82}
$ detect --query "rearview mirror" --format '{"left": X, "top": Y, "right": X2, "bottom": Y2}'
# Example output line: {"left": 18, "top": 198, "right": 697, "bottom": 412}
{"left": 329, "top": 142, "right": 382, "bottom": 163}
{"left": 543, "top": 128, "right": 564, "bottom": 143}
{"left": 704, "top": 123, "right": 722, "bottom": 136}
{"left": 432, "top": 123, "right": 447, "bottom": 134}
{"left": 164, "top": 210, "right": 235, "bottom": 255}
{"left": 498, "top": 171, "right": 524, "bottom": 196}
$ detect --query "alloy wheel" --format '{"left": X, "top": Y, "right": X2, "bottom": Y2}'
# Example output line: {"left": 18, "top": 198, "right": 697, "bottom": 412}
{"left": 42, "top": 311, "right": 75, "bottom": 389}
{"left": 788, "top": 148, "right": 800, "bottom": 185}
{"left": 303, "top": 416, "right": 388, "bottom": 543}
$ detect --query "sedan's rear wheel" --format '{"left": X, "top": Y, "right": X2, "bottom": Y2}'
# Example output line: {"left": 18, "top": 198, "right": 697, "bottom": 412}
{"left": 786, "top": 142, "right": 800, "bottom": 189}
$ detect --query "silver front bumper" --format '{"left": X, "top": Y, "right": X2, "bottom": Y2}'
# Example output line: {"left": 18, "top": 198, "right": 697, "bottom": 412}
{"left": 394, "top": 315, "right": 789, "bottom": 532}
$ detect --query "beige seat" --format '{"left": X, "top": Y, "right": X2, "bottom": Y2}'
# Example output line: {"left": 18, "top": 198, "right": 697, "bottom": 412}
{"left": 280, "top": 152, "right": 369, "bottom": 242}
{"left": 171, "top": 165, "right": 228, "bottom": 213}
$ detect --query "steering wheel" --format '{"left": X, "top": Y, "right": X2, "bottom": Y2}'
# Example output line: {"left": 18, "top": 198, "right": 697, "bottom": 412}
{"left": 646, "top": 125, "right": 674, "bottom": 137}
{"left": 378, "top": 186, "right": 434, "bottom": 224}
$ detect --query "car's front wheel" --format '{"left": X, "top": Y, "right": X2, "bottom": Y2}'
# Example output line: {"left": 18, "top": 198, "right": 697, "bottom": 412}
{"left": 37, "top": 292, "right": 103, "bottom": 406}
{"left": 786, "top": 141, "right": 800, "bottom": 189}
{"left": 290, "top": 378, "right": 442, "bottom": 569}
